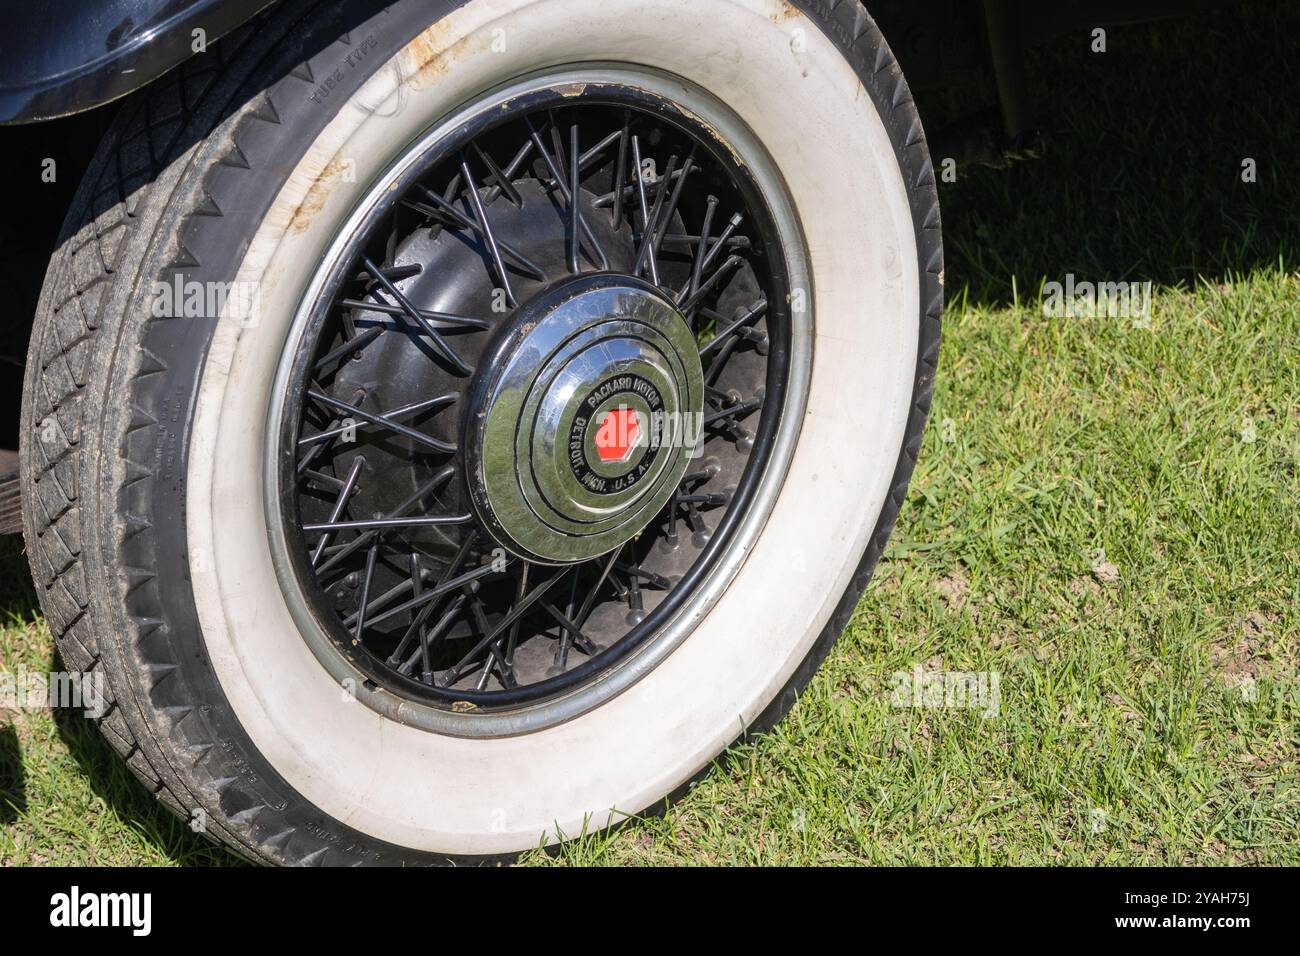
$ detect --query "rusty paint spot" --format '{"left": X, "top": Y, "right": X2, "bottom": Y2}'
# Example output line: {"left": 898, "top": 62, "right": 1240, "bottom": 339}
{"left": 399, "top": 15, "right": 460, "bottom": 85}
{"left": 771, "top": 0, "right": 802, "bottom": 24}
{"left": 288, "top": 155, "right": 350, "bottom": 235}
{"left": 399, "top": 15, "right": 494, "bottom": 94}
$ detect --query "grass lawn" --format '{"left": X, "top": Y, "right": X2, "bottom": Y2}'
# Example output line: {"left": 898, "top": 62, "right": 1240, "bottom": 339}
{"left": 2, "top": 0, "right": 1297, "bottom": 865}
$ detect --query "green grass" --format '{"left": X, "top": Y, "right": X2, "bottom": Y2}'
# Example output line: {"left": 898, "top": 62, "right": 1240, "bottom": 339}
{"left": 0, "top": 539, "right": 235, "bottom": 865}
{"left": 3, "top": 0, "right": 1298, "bottom": 866}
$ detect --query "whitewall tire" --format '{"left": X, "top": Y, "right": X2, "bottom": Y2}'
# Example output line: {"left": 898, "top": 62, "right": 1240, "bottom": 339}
{"left": 20, "top": 0, "right": 941, "bottom": 863}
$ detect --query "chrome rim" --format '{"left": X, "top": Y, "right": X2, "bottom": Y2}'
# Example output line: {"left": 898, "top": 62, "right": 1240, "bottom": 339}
{"left": 266, "top": 66, "right": 811, "bottom": 735}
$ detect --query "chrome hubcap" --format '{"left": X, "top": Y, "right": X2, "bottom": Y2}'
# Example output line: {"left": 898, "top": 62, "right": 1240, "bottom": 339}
{"left": 465, "top": 274, "right": 704, "bottom": 564}
{"left": 270, "top": 70, "right": 811, "bottom": 722}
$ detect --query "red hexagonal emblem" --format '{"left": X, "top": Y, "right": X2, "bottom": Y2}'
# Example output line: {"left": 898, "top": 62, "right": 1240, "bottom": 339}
{"left": 593, "top": 407, "right": 641, "bottom": 465}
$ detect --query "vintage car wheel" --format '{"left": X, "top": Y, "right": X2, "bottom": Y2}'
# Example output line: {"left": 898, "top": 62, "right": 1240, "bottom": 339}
{"left": 19, "top": 0, "right": 941, "bottom": 863}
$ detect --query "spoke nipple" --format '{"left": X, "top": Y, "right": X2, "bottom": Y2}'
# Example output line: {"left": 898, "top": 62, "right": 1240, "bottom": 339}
{"left": 343, "top": 572, "right": 360, "bottom": 589}
{"left": 692, "top": 529, "right": 711, "bottom": 549}
{"left": 659, "top": 534, "right": 680, "bottom": 553}
{"left": 734, "top": 429, "right": 754, "bottom": 453}
{"left": 625, "top": 610, "right": 646, "bottom": 626}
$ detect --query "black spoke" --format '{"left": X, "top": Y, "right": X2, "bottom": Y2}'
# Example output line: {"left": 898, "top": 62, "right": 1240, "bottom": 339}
{"left": 504, "top": 562, "right": 530, "bottom": 665}
{"left": 468, "top": 596, "right": 514, "bottom": 690}
{"left": 542, "top": 128, "right": 622, "bottom": 190}
{"left": 459, "top": 153, "right": 516, "bottom": 306}
{"left": 544, "top": 600, "right": 596, "bottom": 666}
{"left": 283, "top": 93, "right": 786, "bottom": 705}
{"left": 437, "top": 571, "right": 569, "bottom": 688}
{"left": 408, "top": 186, "right": 547, "bottom": 281}
{"left": 360, "top": 555, "right": 505, "bottom": 632}
{"left": 474, "top": 143, "right": 522, "bottom": 207}
{"left": 315, "top": 466, "right": 456, "bottom": 577}
{"left": 629, "top": 135, "right": 658, "bottom": 286}
{"left": 633, "top": 153, "right": 677, "bottom": 282}
{"left": 299, "top": 394, "right": 455, "bottom": 447}
{"left": 679, "top": 254, "right": 744, "bottom": 316}
{"left": 341, "top": 297, "right": 492, "bottom": 331}
{"left": 311, "top": 455, "right": 365, "bottom": 566}
{"left": 312, "top": 326, "right": 383, "bottom": 371}
{"left": 650, "top": 151, "right": 696, "bottom": 264}
{"left": 483, "top": 139, "right": 534, "bottom": 206}
{"left": 610, "top": 110, "right": 630, "bottom": 229}
{"left": 686, "top": 195, "right": 718, "bottom": 303}
{"left": 353, "top": 541, "right": 380, "bottom": 641}
{"left": 574, "top": 545, "right": 622, "bottom": 627}
{"left": 593, "top": 166, "right": 692, "bottom": 209}
{"left": 303, "top": 514, "right": 473, "bottom": 533}
{"left": 527, "top": 117, "right": 608, "bottom": 270}
{"left": 307, "top": 389, "right": 457, "bottom": 454}
{"left": 361, "top": 254, "right": 472, "bottom": 375}
{"left": 679, "top": 212, "right": 745, "bottom": 302}
{"left": 700, "top": 300, "right": 768, "bottom": 355}
{"left": 568, "top": 124, "right": 582, "bottom": 274}
{"left": 387, "top": 532, "right": 476, "bottom": 669}
{"left": 398, "top": 595, "right": 466, "bottom": 679}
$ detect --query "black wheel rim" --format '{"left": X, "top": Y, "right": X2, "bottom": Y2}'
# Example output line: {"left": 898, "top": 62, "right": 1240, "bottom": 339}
{"left": 277, "top": 83, "right": 793, "bottom": 710}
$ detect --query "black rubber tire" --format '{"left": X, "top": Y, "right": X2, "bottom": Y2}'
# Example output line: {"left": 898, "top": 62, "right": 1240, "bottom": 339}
{"left": 19, "top": 0, "right": 941, "bottom": 865}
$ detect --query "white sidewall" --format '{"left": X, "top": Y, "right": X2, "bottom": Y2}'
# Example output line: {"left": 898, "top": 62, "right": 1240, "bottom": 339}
{"left": 187, "top": 0, "right": 918, "bottom": 854}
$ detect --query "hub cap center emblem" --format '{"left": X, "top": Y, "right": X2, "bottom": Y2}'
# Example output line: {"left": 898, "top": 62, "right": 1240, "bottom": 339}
{"left": 463, "top": 274, "right": 704, "bottom": 564}
{"left": 593, "top": 407, "right": 641, "bottom": 465}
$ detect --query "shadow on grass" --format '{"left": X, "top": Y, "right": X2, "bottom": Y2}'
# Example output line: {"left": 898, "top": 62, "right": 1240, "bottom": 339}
{"left": 1, "top": 534, "right": 238, "bottom": 864}
{"left": 930, "top": 0, "right": 1300, "bottom": 306}
{"left": 1, "top": 536, "right": 35, "bottom": 828}
{"left": 48, "top": 677, "right": 244, "bottom": 866}
{"left": 0, "top": 724, "right": 25, "bottom": 826}
{"left": 0, "top": 534, "right": 39, "bottom": 624}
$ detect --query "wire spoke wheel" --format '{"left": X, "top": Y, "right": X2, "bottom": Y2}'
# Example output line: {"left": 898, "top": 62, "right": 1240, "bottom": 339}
{"left": 280, "top": 87, "right": 793, "bottom": 709}
{"left": 23, "top": 0, "right": 940, "bottom": 862}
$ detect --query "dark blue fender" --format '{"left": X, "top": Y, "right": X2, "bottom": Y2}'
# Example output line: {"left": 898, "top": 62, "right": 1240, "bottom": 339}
{"left": 0, "top": 0, "right": 275, "bottom": 124}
